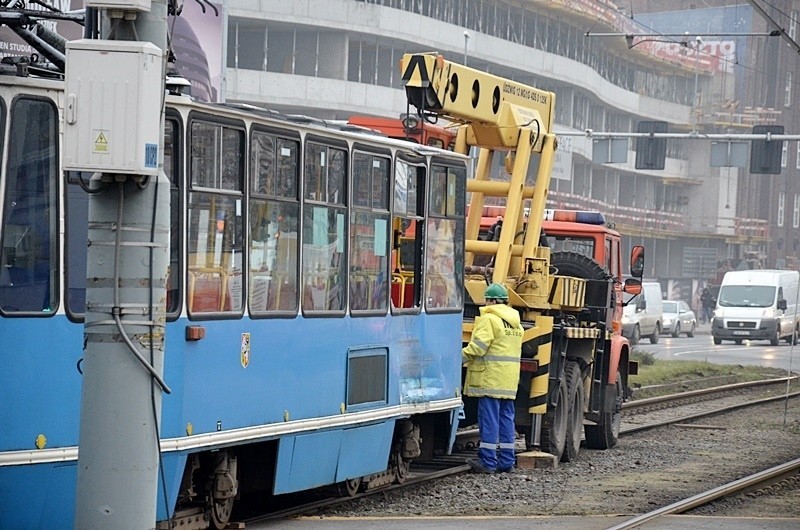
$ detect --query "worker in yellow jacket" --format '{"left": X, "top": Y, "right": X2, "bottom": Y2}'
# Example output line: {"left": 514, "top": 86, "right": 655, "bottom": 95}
{"left": 462, "top": 283, "right": 524, "bottom": 474}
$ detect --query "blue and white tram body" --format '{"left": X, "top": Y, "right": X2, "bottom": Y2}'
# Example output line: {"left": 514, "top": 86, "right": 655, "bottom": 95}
{"left": 0, "top": 73, "right": 467, "bottom": 528}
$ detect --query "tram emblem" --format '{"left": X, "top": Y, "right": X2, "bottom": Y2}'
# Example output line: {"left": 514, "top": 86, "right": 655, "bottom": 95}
{"left": 241, "top": 332, "right": 251, "bottom": 368}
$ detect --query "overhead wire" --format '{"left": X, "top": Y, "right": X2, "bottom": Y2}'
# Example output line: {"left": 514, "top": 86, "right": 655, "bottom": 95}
{"left": 592, "top": 0, "right": 800, "bottom": 104}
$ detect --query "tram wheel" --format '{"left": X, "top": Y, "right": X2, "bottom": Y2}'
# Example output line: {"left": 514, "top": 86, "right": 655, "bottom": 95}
{"left": 210, "top": 497, "right": 234, "bottom": 530}
{"left": 337, "top": 477, "right": 362, "bottom": 497}
{"left": 393, "top": 455, "right": 411, "bottom": 484}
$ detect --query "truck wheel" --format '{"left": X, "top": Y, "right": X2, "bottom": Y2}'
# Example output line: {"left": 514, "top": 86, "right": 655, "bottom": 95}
{"left": 584, "top": 374, "right": 622, "bottom": 450}
{"left": 713, "top": 337, "right": 722, "bottom": 345}
{"left": 770, "top": 328, "right": 780, "bottom": 346}
{"left": 561, "top": 361, "right": 584, "bottom": 462}
{"left": 550, "top": 251, "right": 609, "bottom": 278}
{"left": 649, "top": 323, "right": 660, "bottom": 344}
{"left": 539, "top": 376, "right": 567, "bottom": 461}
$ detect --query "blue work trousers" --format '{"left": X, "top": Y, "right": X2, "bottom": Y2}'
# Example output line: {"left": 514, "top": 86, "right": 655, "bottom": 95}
{"left": 477, "top": 397, "right": 516, "bottom": 471}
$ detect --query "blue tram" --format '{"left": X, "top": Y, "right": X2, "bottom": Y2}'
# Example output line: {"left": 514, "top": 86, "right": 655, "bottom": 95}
{"left": 0, "top": 72, "right": 467, "bottom": 528}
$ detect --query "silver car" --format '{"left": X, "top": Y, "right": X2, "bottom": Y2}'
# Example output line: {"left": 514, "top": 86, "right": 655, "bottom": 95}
{"left": 661, "top": 300, "right": 696, "bottom": 337}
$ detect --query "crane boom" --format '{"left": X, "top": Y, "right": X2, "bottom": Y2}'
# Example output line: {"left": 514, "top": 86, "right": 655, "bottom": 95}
{"left": 400, "top": 52, "right": 559, "bottom": 306}
{"left": 400, "top": 52, "right": 555, "bottom": 152}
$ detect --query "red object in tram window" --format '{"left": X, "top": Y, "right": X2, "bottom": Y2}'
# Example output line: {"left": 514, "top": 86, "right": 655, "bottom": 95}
{"left": 192, "top": 277, "right": 224, "bottom": 312}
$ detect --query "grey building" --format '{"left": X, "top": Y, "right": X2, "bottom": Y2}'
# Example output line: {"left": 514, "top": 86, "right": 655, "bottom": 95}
{"left": 221, "top": 0, "right": 792, "bottom": 303}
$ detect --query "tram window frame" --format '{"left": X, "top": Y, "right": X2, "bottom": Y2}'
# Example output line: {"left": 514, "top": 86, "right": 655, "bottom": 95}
{"left": 186, "top": 114, "right": 246, "bottom": 319}
{"left": 301, "top": 136, "right": 348, "bottom": 315}
{"left": 64, "top": 171, "right": 90, "bottom": 321}
{"left": 390, "top": 153, "right": 425, "bottom": 314}
{"left": 164, "top": 112, "right": 183, "bottom": 319}
{"left": 0, "top": 96, "right": 59, "bottom": 317}
{"left": 424, "top": 160, "right": 465, "bottom": 313}
{"left": 248, "top": 125, "right": 301, "bottom": 317}
{"left": 349, "top": 145, "right": 391, "bottom": 315}
{"left": 64, "top": 113, "right": 184, "bottom": 322}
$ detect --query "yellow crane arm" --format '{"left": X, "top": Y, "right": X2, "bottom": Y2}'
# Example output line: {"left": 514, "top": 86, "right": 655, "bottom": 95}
{"left": 400, "top": 52, "right": 556, "bottom": 152}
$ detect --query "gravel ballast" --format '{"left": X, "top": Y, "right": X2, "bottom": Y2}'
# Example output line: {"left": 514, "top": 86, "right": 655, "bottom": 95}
{"left": 317, "top": 398, "right": 800, "bottom": 519}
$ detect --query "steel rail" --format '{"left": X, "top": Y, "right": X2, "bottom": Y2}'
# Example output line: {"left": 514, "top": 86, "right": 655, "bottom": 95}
{"left": 607, "top": 458, "right": 800, "bottom": 530}
{"left": 622, "top": 391, "right": 800, "bottom": 435}
{"left": 245, "top": 462, "right": 471, "bottom": 524}
{"left": 623, "top": 376, "right": 797, "bottom": 413}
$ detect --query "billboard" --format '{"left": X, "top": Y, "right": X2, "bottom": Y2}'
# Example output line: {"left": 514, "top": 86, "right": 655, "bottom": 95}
{"left": 0, "top": 1, "right": 223, "bottom": 102}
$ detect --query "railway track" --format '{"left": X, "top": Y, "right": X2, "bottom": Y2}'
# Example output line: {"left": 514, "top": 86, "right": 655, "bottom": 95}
{"left": 241, "top": 377, "right": 798, "bottom": 525}
{"left": 608, "top": 457, "right": 800, "bottom": 530}
{"left": 622, "top": 376, "right": 799, "bottom": 435}
{"left": 243, "top": 455, "right": 472, "bottom": 524}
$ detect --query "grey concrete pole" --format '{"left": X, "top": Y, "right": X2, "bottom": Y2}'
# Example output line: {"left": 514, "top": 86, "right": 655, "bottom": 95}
{"left": 74, "top": 2, "right": 170, "bottom": 529}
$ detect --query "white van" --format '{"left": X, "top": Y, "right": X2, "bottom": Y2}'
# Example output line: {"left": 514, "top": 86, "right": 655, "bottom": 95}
{"left": 712, "top": 269, "right": 800, "bottom": 345}
{"left": 622, "top": 281, "right": 664, "bottom": 345}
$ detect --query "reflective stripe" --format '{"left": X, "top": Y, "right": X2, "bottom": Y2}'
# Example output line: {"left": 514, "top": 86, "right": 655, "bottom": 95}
{"left": 498, "top": 442, "right": 516, "bottom": 450}
{"left": 465, "top": 388, "right": 517, "bottom": 398}
{"left": 479, "top": 441, "right": 499, "bottom": 450}
{"left": 483, "top": 354, "right": 520, "bottom": 363}
{"left": 473, "top": 339, "right": 489, "bottom": 351}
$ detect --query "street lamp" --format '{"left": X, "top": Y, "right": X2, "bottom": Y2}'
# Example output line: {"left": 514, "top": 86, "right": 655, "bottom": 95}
{"left": 463, "top": 31, "right": 470, "bottom": 66}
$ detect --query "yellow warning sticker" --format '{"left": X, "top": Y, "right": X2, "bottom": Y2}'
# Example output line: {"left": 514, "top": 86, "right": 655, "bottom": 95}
{"left": 93, "top": 130, "right": 109, "bottom": 153}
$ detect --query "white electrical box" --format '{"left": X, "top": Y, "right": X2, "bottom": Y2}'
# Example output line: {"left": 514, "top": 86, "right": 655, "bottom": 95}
{"left": 63, "top": 39, "right": 162, "bottom": 175}
{"left": 85, "top": 0, "right": 152, "bottom": 12}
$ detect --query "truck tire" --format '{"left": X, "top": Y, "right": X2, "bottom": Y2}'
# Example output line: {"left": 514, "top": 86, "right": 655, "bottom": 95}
{"left": 584, "top": 374, "right": 622, "bottom": 450}
{"left": 561, "top": 361, "right": 584, "bottom": 462}
{"left": 539, "top": 376, "right": 567, "bottom": 461}
{"left": 550, "top": 251, "right": 608, "bottom": 280}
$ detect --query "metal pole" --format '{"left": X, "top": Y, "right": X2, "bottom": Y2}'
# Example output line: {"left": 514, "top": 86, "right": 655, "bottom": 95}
{"left": 463, "top": 30, "right": 470, "bottom": 66}
{"left": 74, "top": 2, "right": 170, "bottom": 529}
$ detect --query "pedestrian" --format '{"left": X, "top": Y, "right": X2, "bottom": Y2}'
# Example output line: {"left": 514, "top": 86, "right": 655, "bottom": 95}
{"left": 700, "top": 287, "right": 714, "bottom": 324}
{"left": 462, "top": 283, "right": 524, "bottom": 474}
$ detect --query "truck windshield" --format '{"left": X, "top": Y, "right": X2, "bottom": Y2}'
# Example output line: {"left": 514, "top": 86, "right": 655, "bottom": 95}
{"left": 717, "top": 285, "right": 776, "bottom": 308}
{"left": 545, "top": 235, "right": 594, "bottom": 260}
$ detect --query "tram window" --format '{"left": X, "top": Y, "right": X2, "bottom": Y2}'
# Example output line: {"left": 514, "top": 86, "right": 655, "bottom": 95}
{"left": 391, "top": 158, "right": 424, "bottom": 310}
{"left": 302, "top": 142, "right": 347, "bottom": 313}
{"left": 249, "top": 131, "right": 299, "bottom": 314}
{"left": 429, "top": 163, "right": 465, "bottom": 217}
{"left": 393, "top": 158, "right": 419, "bottom": 217}
{"left": 187, "top": 120, "right": 244, "bottom": 315}
{"left": 302, "top": 205, "right": 346, "bottom": 312}
{"left": 65, "top": 172, "right": 89, "bottom": 317}
{"left": 304, "top": 142, "right": 346, "bottom": 205}
{"left": 1, "top": 98, "right": 58, "bottom": 314}
{"left": 352, "top": 152, "right": 389, "bottom": 210}
{"left": 350, "top": 152, "right": 390, "bottom": 313}
{"left": 425, "top": 164, "right": 465, "bottom": 311}
{"left": 164, "top": 118, "right": 181, "bottom": 316}
{"left": 65, "top": 118, "right": 182, "bottom": 319}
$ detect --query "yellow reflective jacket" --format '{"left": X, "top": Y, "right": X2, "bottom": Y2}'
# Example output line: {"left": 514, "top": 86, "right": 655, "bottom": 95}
{"left": 462, "top": 303, "right": 523, "bottom": 399}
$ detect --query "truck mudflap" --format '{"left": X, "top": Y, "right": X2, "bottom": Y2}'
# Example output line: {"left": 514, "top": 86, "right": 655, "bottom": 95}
{"left": 520, "top": 316, "right": 554, "bottom": 415}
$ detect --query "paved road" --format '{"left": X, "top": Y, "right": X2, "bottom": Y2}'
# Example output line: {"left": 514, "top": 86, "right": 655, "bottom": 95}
{"left": 633, "top": 323, "right": 800, "bottom": 371}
